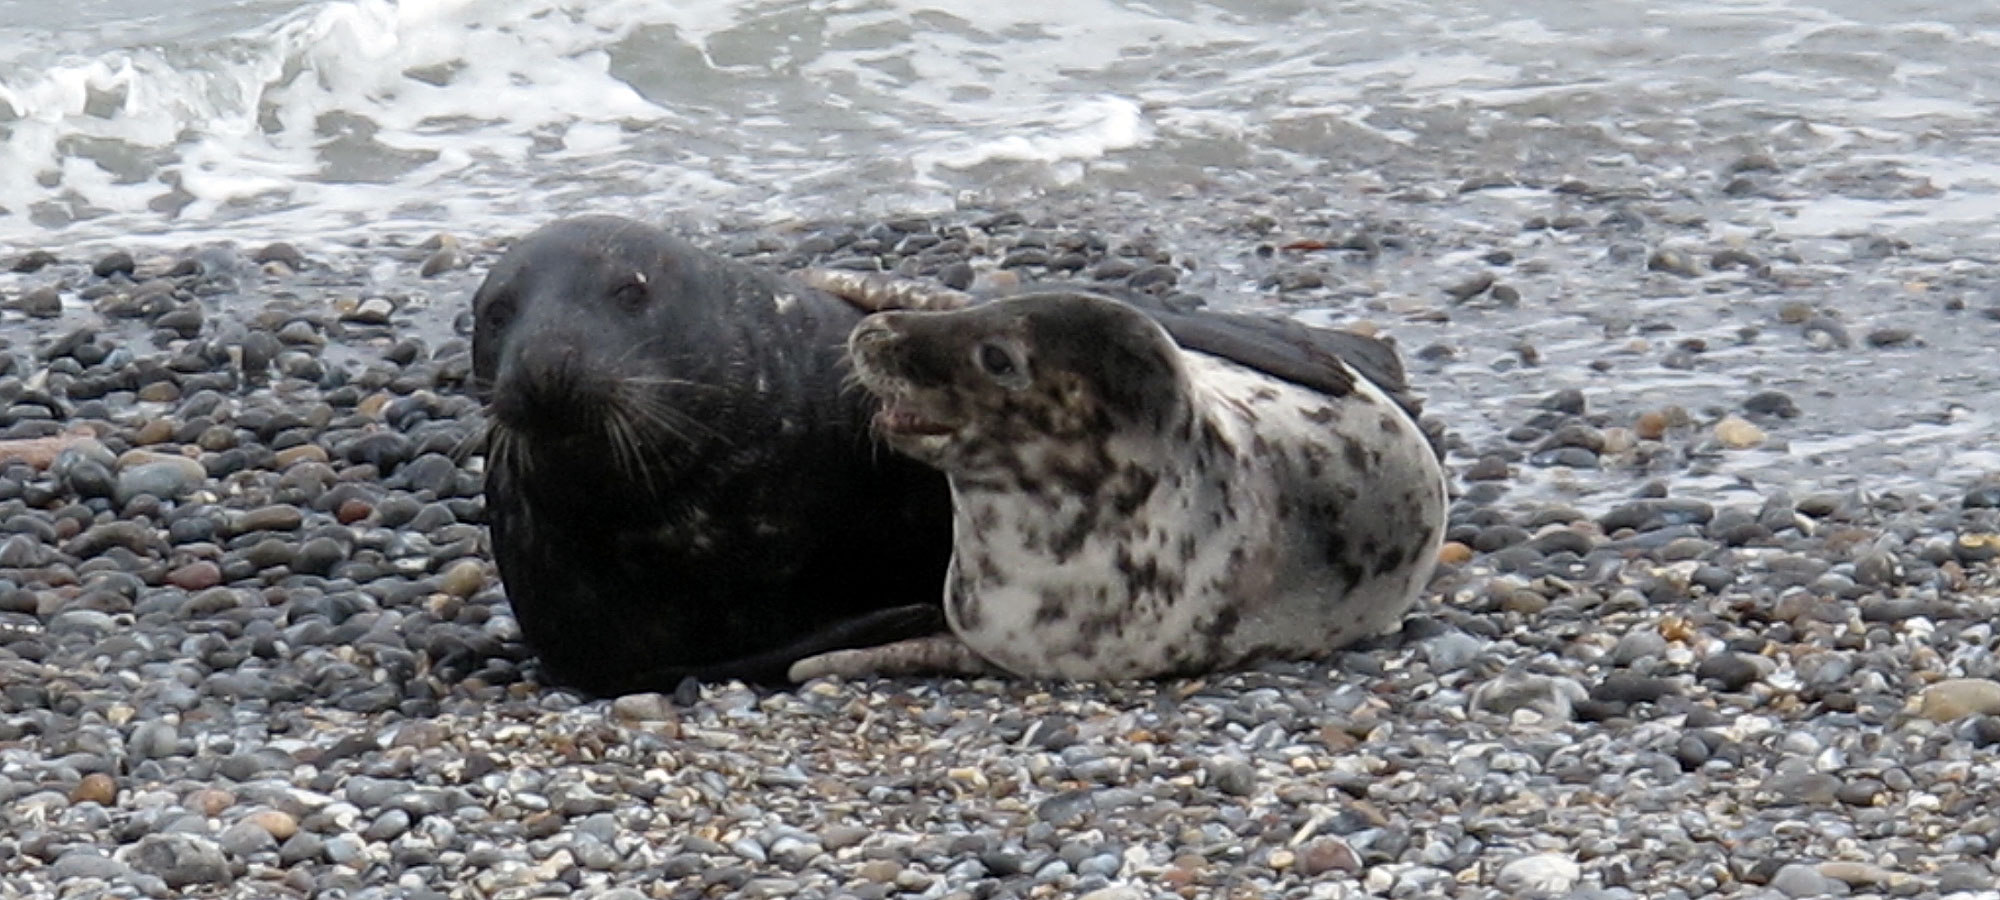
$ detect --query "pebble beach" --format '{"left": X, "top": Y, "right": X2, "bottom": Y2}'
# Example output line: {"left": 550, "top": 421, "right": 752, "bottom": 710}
{"left": 7, "top": 1, "right": 2000, "bottom": 898}
{"left": 3, "top": 178, "right": 2000, "bottom": 900}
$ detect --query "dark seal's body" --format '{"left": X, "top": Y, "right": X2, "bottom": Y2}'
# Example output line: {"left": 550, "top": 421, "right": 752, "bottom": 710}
{"left": 472, "top": 216, "right": 951, "bottom": 696}
{"left": 791, "top": 292, "right": 1449, "bottom": 681}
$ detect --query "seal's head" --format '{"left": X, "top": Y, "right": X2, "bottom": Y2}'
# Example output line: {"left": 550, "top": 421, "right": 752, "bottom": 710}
{"left": 847, "top": 292, "right": 1189, "bottom": 474}
{"left": 470, "top": 216, "right": 762, "bottom": 502}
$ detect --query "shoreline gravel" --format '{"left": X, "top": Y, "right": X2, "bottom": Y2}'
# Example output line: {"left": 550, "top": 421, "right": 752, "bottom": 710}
{"left": 3, "top": 194, "right": 2000, "bottom": 900}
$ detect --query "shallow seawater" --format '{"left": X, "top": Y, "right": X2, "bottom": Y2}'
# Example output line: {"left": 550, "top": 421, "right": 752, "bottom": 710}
{"left": 2, "top": 0, "right": 1999, "bottom": 505}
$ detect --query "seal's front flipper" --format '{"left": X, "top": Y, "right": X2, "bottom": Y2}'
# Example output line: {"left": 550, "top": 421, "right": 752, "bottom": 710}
{"left": 789, "top": 634, "right": 1003, "bottom": 682}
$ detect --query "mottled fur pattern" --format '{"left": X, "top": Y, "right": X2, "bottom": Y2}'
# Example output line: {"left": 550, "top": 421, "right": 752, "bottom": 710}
{"left": 790, "top": 292, "right": 1448, "bottom": 681}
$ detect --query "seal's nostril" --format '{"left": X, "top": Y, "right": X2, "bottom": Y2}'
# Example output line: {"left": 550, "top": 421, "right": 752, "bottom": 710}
{"left": 852, "top": 319, "right": 898, "bottom": 346}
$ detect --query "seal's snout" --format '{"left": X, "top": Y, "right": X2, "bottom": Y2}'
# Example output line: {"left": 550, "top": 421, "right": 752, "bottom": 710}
{"left": 849, "top": 315, "right": 900, "bottom": 354}
{"left": 494, "top": 332, "right": 610, "bottom": 435}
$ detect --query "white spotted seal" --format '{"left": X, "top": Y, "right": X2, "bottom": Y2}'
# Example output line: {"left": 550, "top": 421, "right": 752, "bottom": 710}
{"left": 472, "top": 215, "right": 953, "bottom": 696}
{"left": 790, "top": 291, "right": 1450, "bottom": 680}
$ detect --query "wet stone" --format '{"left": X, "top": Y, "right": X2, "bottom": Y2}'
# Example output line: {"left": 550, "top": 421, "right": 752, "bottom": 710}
{"left": 16, "top": 286, "right": 61, "bottom": 318}
{"left": 1600, "top": 499, "right": 1714, "bottom": 533}
{"left": 122, "top": 833, "right": 230, "bottom": 889}
{"left": 234, "top": 505, "right": 304, "bottom": 534}
{"left": 1917, "top": 679, "right": 2000, "bottom": 722}
{"left": 1744, "top": 390, "right": 1802, "bottom": 418}
{"left": 1696, "top": 652, "right": 1767, "bottom": 692}
{"left": 93, "top": 251, "right": 136, "bottom": 279}
{"left": 1770, "top": 863, "right": 1840, "bottom": 898}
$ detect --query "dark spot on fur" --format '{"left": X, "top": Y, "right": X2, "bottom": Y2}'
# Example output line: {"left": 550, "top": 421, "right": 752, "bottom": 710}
{"left": 1378, "top": 411, "right": 1403, "bottom": 434}
{"left": 1197, "top": 418, "right": 1230, "bottom": 454}
{"left": 1109, "top": 466, "right": 1160, "bottom": 517}
{"left": 1202, "top": 604, "right": 1242, "bottom": 665}
{"left": 1049, "top": 515, "right": 1096, "bottom": 564}
{"left": 1304, "top": 406, "right": 1336, "bottom": 424}
{"left": 1251, "top": 386, "right": 1279, "bottom": 403}
{"left": 1323, "top": 531, "right": 1365, "bottom": 588}
{"left": 1116, "top": 547, "right": 1183, "bottom": 601}
{"left": 971, "top": 504, "right": 1001, "bottom": 534}
{"left": 1251, "top": 434, "right": 1271, "bottom": 456}
{"left": 1341, "top": 436, "right": 1368, "bottom": 472}
{"left": 1033, "top": 592, "right": 1070, "bottom": 625}
{"left": 973, "top": 552, "right": 1006, "bottom": 584}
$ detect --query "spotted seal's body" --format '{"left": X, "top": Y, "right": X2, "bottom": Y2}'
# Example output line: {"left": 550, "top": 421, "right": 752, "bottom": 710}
{"left": 473, "top": 216, "right": 951, "bottom": 696}
{"left": 791, "top": 292, "right": 1450, "bottom": 681}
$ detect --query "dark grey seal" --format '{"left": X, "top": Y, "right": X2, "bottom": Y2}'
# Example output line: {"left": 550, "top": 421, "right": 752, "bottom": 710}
{"left": 472, "top": 216, "right": 952, "bottom": 696}
{"left": 790, "top": 290, "right": 1450, "bottom": 681}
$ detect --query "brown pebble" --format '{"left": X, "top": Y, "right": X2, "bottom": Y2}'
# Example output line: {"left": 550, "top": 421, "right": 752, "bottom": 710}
{"left": 1917, "top": 678, "right": 2000, "bottom": 722}
{"left": 1634, "top": 411, "right": 1668, "bottom": 441}
{"left": 71, "top": 773, "right": 117, "bottom": 806}
{"left": 437, "top": 559, "right": 485, "bottom": 598}
{"left": 521, "top": 810, "right": 564, "bottom": 839}
{"left": 427, "top": 593, "right": 464, "bottom": 621}
{"left": 1500, "top": 589, "right": 1549, "bottom": 615}
{"left": 1295, "top": 836, "right": 1362, "bottom": 877}
{"left": 136, "top": 382, "right": 181, "bottom": 403}
{"left": 1658, "top": 615, "right": 1696, "bottom": 643}
{"left": 186, "top": 788, "right": 235, "bottom": 818}
{"left": 358, "top": 393, "right": 392, "bottom": 419}
{"left": 234, "top": 505, "right": 304, "bottom": 533}
{"left": 0, "top": 428, "right": 99, "bottom": 470}
{"left": 1437, "top": 542, "right": 1473, "bottom": 566}
{"left": 244, "top": 808, "right": 299, "bottom": 841}
{"left": 610, "top": 692, "right": 677, "bottom": 723}
{"left": 134, "top": 419, "right": 177, "bottom": 446}
{"left": 336, "top": 498, "right": 374, "bottom": 525}
{"left": 273, "top": 444, "right": 331, "bottom": 468}
{"left": 857, "top": 860, "right": 902, "bottom": 884}
{"left": 167, "top": 561, "right": 223, "bottom": 591}
{"left": 419, "top": 249, "right": 463, "bottom": 278}
{"left": 1713, "top": 415, "right": 1767, "bottom": 449}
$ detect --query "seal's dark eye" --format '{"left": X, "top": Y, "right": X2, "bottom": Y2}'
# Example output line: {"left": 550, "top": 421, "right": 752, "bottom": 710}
{"left": 482, "top": 300, "right": 514, "bottom": 330}
{"left": 613, "top": 281, "right": 648, "bottom": 313}
{"left": 976, "top": 341, "right": 1018, "bottom": 380}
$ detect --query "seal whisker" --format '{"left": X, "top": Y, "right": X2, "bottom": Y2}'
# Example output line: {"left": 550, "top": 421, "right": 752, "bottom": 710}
{"left": 617, "top": 374, "right": 735, "bottom": 395}
{"left": 604, "top": 410, "right": 660, "bottom": 500}
{"left": 618, "top": 386, "right": 729, "bottom": 447}
{"left": 454, "top": 415, "right": 494, "bottom": 465}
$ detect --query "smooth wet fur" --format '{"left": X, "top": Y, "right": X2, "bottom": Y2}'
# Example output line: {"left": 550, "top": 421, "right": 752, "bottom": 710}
{"left": 791, "top": 292, "right": 1450, "bottom": 681}
{"left": 472, "top": 215, "right": 952, "bottom": 696}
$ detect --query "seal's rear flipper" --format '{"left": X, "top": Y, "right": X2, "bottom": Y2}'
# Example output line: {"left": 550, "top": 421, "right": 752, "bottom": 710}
{"left": 609, "top": 603, "right": 948, "bottom": 694}
{"left": 789, "top": 633, "right": 1004, "bottom": 682}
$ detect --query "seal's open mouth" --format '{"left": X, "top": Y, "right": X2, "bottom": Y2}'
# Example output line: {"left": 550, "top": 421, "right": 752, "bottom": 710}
{"left": 874, "top": 403, "right": 956, "bottom": 436}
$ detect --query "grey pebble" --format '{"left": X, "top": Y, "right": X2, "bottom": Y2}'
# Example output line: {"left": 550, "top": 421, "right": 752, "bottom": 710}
{"left": 1769, "top": 862, "right": 1845, "bottom": 898}
{"left": 363, "top": 809, "right": 412, "bottom": 842}
{"left": 219, "top": 820, "right": 277, "bottom": 857}
{"left": 53, "top": 848, "right": 129, "bottom": 880}
{"left": 1206, "top": 759, "right": 1256, "bottom": 797}
{"left": 126, "top": 720, "right": 179, "bottom": 760}
{"left": 121, "top": 833, "right": 230, "bottom": 889}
